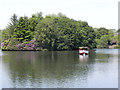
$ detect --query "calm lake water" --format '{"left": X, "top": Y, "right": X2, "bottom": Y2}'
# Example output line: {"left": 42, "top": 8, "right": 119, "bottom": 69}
{"left": 0, "top": 49, "right": 118, "bottom": 88}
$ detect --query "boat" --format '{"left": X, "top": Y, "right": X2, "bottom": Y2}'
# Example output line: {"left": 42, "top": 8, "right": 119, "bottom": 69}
{"left": 79, "top": 47, "right": 89, "bottom": 55}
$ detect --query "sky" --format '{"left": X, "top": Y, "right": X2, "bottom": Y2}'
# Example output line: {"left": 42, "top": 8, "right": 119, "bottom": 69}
{"left": 0, "top": 0, "right": 119, "bottom": 30}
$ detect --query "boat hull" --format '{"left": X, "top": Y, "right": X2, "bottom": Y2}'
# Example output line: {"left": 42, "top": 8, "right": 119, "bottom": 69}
{"left": 79, "top": 50, "right": 89, "bottom": 55}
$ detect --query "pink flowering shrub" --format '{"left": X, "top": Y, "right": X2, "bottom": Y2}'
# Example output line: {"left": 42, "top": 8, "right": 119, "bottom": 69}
{"left": 2, "top": 39, "right": 42, "bottom": 51}
{"left": 1, "top": 39, "right": 10, "bottom": 50}
{"left": 16, "top": 40, "right": 36, "bottom": 50}
{"left": 1, "top": 42, "right": 4, "bottom": 47}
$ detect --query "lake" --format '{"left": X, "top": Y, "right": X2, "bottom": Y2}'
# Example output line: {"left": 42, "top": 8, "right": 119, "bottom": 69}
{"left": 0, "top": 49, "right": 118, "bottom": 88}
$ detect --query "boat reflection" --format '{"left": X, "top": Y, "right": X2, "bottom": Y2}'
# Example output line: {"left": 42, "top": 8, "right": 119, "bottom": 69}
{"left": 79, "top": 55, "right": 89, "bottom": 63}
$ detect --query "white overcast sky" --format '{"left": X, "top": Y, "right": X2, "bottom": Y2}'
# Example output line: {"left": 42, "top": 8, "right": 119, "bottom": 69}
{"left": 0, "top": 0, "right": 119, "bottom": 30}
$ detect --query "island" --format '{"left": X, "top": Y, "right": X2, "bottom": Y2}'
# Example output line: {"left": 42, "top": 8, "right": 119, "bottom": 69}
{"left": 0, "top": 12, "right": 119, "bottom": 51}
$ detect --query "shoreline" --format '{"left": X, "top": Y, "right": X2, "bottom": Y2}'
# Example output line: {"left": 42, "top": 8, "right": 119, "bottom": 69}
{"left": 1, "top": 48, "right": 118, "bottom": 51}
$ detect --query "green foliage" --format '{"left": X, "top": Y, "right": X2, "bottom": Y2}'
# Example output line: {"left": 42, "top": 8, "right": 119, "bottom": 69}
{"left": 5, "top": 38, "right": 20, "bottom": 50}
{"left": 2, "top": 28, "right": 11, "bottom": 40}
{"left": 1, "top": 39, "right": 10, "bottom": 50}
{"left": 96, "top": 35, "right": 108, "bottom": 48}
{"left": 13, "top": 16, "right": 31, "bottom": 42}
{"left": 114, "top": 45, "right": 120, "bottom": 49}
{"left": 1, "top": 12, "right": 116, "bottom": 50}
{"left": 28, "top": 16, "right": 38, "bottom": 39}
{"left": 95, "top": 34, "right": 113, "bottom": 48}
{"left": 34, "top": 14, "right": 96, "bottom": 50}
{"left": 95, "top": 27, "right": 110, "bottom": 39}
{"left": 113, "top": 34, "right": 120, "bottom": 45}
{"left": 8, "top": 14, "right": 18, "bottom": 38}
{"left": 95, "top": 28, "right": 113, "bottom": 39}
{"left": 94, "top": 28, "right": 115, "bottom": 48}
{"left": 35, "top": 12, "right": 43, "bottom": 22}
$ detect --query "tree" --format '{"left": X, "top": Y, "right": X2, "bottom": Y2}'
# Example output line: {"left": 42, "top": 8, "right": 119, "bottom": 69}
{"left": 10, "top": 14, "right": 18, "bottom": 28}
{"left": 34, "top": 14, "right": 96, "bottom": 50}
{"left": 35, "top": 12, "right": 43, "bottom": 22}
{"left": 13, "top": 16, "right": 31, "bottom": 42}
{"left": 2, "top": 28, "right": 11, "bottom": 40}
{"left": 95, "top": 27, "right": 109, "bottom": 39}
{"left": 9, "top": 14, "right": 18, "bottom": 36}
{"left": 2, "top": 12, "right": 106, "bottom": 50}
{"left": 96, "top": 34, "right": 113, "bottom": 48}
{"left": 28, "top": 16, "right": 38, "bottom": 40}
{"left": 34, "top": 17, "right": 59, "bottom": 50}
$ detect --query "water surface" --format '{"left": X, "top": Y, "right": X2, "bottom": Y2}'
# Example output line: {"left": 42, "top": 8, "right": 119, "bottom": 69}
{"left": 0, "top": 49, "right": 118, "bottom": 88}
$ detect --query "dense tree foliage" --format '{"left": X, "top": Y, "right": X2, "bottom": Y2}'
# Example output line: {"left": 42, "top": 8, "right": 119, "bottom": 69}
{"left": 34, "top": 14, "right": 96, "bottom": 50}
{"left": 95, "top": 28, "right": 114, "bottom": 48}
{"left": 1, "top": 12, "right": 117, "bottom": 50}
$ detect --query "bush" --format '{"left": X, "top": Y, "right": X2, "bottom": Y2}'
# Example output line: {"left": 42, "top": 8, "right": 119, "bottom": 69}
{"left": 16, "top": 40, "right": 37, "bottom": 50}
{"left": 1, "top": 38, "right": 20, "bottom": 50}
{"left": 1, "top": 39, "right": 10, "bottom": 50}
{"left": 7, "top": 38, "right": 20, "bottom": 50}
{"left": 114, "top": 45, "right": 120, "bottom": 49}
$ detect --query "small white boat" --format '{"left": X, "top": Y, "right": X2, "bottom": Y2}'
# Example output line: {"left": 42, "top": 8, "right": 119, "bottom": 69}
{"left": 79, "top": 47, "right": 89, "bottom": 55}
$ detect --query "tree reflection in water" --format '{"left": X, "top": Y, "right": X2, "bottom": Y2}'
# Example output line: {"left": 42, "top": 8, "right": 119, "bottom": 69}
{"left": 1, "top": 49, "right": 118, "bottom": 88}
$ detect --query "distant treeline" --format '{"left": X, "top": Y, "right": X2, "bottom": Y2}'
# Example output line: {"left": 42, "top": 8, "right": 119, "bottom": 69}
{"left": 0, "top": 12, "right": 119, "bottom": 51}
